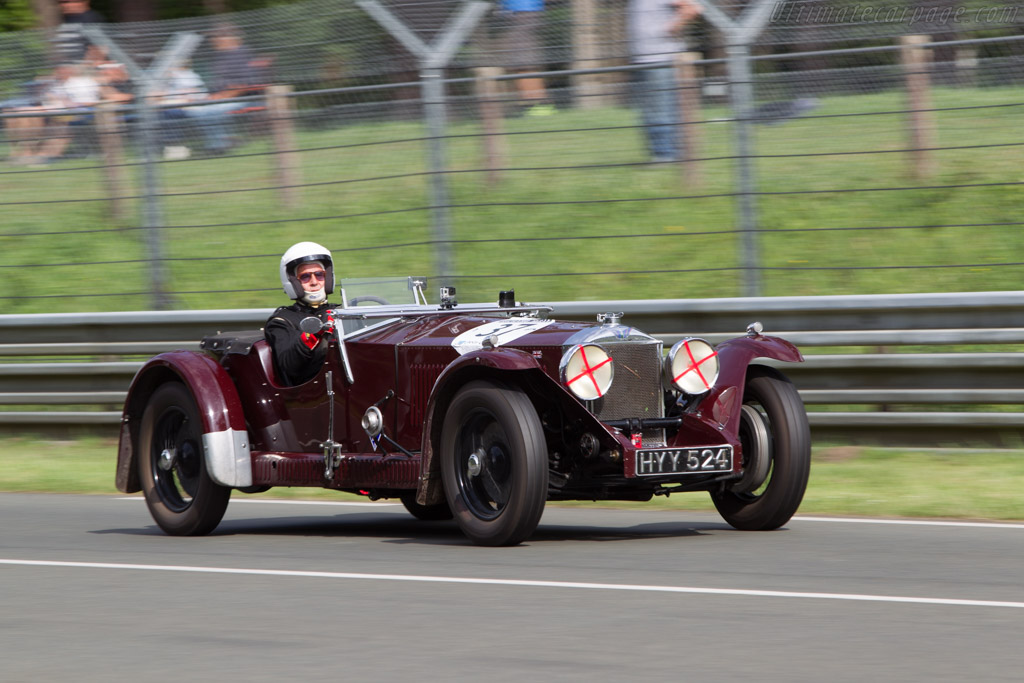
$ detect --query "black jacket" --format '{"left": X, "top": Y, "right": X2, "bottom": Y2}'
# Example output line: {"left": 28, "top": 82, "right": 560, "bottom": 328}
{"left": 265, "top": 301, "right": 331, "bottom": 386}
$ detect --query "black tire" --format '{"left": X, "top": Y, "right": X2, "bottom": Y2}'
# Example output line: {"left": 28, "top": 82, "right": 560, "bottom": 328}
{"left": 138, "top": 383, "right": 231, "bottom": 536}
{"left": 399, "top": 492, "right": 454, "bottom": 521}
{"left": 440, "top": 381, "right": 547, "bottom": 546}
{"left": 711, "top": 368, "right": 811, "bottom": 530}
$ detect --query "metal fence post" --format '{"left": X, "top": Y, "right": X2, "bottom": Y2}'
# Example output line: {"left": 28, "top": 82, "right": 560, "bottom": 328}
{"left": 80, "top": 27, "right": 202, "bottom": 311}
{"left": 695, "top": 0, "right": 777, "bottom": 297}
{"left": 421, "top": 68, "right": 455, "bottom": 278}
{"left": 137, "top": 85, "right": 172, "bottom": 310}
{"left": 356, "top": 0, "right": 490, "bottom": 283}
{"left": 728, "top": 41, "right": 760, "bottom": 297}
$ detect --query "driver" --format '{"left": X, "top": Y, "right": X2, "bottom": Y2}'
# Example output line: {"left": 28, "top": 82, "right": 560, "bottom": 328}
{"left": 265, "top": 242, "right": 335, "bottom": 386}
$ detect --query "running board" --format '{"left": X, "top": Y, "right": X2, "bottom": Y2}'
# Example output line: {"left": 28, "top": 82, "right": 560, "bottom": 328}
{"left": 252, "top": 451, "right": 421, "bottom": 489}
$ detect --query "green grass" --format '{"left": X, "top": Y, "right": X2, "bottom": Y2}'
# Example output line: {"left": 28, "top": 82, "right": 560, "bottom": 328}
{"left": 4, "top": 437, "right": 1024, "bottom": 521}
{"left": 4, "top": 87, "right": 1024, "bottom": 518}
{"left": 3, "top": 84, "right": 1024, "bottom": 313}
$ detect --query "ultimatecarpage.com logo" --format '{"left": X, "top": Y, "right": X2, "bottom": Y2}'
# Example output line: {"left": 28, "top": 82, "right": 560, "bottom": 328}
{"left": 769, "top": 3, "right": 1020, "bottom": 27}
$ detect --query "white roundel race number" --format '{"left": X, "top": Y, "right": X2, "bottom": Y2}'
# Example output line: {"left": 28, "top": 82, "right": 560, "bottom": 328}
{"left": 451, "top": 319, "right": 555, "bottom": 355}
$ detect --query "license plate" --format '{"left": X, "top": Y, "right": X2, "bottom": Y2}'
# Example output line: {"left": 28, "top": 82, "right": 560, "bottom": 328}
{"left": 635, "top": 446, "right": 734, "bottom": 477}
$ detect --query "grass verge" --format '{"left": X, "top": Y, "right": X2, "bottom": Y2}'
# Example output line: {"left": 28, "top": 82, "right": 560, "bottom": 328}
{"left": 3, "top": 437, "right": 1023, "bottom": 521}
{"left": 4, "top": 86, "right": 1024, "bottom": 311}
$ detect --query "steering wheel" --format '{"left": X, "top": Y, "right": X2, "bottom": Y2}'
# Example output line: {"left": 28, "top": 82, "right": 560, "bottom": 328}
{"left": 346, "top": 295, "right": 391, "bottom": 306}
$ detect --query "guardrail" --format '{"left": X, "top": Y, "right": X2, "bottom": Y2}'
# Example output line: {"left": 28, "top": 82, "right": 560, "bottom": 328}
{"left": 2, "top": 291, "right": 1023, "bottom": 446}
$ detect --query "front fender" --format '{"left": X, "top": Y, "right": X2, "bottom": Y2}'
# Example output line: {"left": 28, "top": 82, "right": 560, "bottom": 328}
{"left": 714, "top": 334, "right": 802, "bottom": 382}
{"left": 116, "top": 351, "right": 251, "bottom": 492}
{"left": 690, "top": 334, "right": 804, "bottom": 440}
{"left": 416, "top": 348, "right": 544, "bottom": 505}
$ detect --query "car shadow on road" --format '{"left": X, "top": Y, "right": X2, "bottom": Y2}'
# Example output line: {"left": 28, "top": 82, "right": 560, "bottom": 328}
{"left": 95, "top": 512, "right": 732, "bottom": 546}
{"left": 526, "top": 521, "right": 729, "bottom": 543}
{"left": 219, "top": 513, "right": 465, "bottom": 544}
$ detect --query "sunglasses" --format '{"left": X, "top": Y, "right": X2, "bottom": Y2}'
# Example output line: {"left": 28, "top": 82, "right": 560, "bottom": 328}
{"left": 298, "top": 270, "right": 326, "bottom": 284}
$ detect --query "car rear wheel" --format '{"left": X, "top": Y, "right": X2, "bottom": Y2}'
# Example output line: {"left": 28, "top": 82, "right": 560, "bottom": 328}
{"left": 138, "top": 383, "right": 231, "bottom": 536}
{"left": 440, "top": 381, "right": 547, "bottom": 546}
{"left": 399, "top": 492, "right": 453, "bottom": 521}
{"left": 711, "top": 368, "right": 810, "bottom": 530}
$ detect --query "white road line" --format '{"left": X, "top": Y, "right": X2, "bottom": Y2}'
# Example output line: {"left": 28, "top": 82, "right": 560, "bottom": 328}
{"left": 794, "top": 516, "right": 1024, "bottom": 529}
{"left": 1, "top": 558, "right": 1021, "bottom": 610}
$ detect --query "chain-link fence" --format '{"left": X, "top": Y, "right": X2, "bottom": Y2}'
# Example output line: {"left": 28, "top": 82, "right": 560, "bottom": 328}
{"left": 1, "top": 0, "right": 1023, "bottom": 312}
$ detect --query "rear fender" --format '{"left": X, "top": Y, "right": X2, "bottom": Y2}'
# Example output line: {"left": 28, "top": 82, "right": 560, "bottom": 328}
{"left": 415, "top": 348, "right": 545, "bottom": 505}
{"left": 116, "top": 351, "right": 251, "bottom": 492}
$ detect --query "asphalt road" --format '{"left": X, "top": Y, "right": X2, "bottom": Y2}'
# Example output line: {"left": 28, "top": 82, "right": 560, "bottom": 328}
{"left": 2, "top": 493, "right": 1023, "bottom": 683}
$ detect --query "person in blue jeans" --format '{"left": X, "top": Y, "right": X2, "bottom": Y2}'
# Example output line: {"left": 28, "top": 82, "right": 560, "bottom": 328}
{"left": 627, "top": 0, "right": 702, "bottom": 162}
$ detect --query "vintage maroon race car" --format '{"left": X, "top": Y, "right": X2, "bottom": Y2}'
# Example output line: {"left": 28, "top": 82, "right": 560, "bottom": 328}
{"left": 116, "top": 278, "right": 811, "bottom": 546}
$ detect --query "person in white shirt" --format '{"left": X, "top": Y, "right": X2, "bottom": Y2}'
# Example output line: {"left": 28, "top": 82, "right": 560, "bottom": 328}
{"left": 3, "top": 64, "right": 100, "bottom": 165}
{"left": 157, "top": 63, "right": 210, "bottom": 160}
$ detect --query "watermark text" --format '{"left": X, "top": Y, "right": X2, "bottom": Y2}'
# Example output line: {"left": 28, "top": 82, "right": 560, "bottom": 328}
{"left": 770, "top": 3, "right": 1020, "bottom": 26}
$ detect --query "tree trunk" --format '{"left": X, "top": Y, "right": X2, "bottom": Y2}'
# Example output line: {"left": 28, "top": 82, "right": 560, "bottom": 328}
{"left": 31, "top": 0, "right": 60, "bottom": 29}
{"left": 114, "top": 0, "right": 158, "bottom": 22}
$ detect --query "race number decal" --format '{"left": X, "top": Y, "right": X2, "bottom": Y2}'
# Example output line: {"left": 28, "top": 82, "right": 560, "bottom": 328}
{"left": 451, "top": 319, "right": 555, "bottom": 355}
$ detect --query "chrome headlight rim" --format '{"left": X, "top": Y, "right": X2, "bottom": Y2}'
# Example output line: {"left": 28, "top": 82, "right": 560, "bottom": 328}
{"left": 664, "top": 337, "right": 720, "bottom": 396}
{"left": 559, "top": 343, "right": 614, "bottom": 401}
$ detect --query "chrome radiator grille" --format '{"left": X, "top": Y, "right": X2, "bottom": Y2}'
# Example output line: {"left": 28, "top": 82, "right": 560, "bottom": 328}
{"left": 587, "top": 340, "right": 665, "bottom": 446}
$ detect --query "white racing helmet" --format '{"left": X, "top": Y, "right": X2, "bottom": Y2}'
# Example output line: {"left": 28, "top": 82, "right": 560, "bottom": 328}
{"left": 280, "top": 241, "right": 335, "bottom": 302}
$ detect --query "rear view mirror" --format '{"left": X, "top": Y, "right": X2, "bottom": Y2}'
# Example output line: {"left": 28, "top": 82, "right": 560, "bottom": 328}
{"left": 299, "top": 317, "right": 323, "bottom": 334}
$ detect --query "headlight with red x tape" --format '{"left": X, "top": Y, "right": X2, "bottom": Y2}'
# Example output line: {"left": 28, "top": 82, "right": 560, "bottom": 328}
{"left": 559, "top": 344, "right": 614, "bottom": 401}
{"left": 664, "top": 338, "right": 720, "bottom": 395}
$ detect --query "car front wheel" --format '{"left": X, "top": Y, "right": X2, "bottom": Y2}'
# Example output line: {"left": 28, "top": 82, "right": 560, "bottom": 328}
{"left": 440, "top": 381, "right": 547, "bottom": 546}
{"left": 711, "top": 368, "right": 811, "bottom": 530}
{"left": 138, "top": 382, "right": 231, "bottom": 536}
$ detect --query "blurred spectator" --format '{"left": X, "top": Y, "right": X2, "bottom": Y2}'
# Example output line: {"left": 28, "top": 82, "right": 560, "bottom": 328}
{"left": 497, "top": 0, "right": 554, "bottom": 117}
{"left": 179, "top": 23, "right": 267, "bottom": 156}
{"left": 627, "top": 0, "right": 702, "bottom": 162}
{"left": 3, "top": 58, "right": 131, "bottom": 165}
{"left": 3, "top": 64, "right": 98, "bottom": 164}
{"left": 55, "top": 0, "right": 106, "bottom": 65}
{"left": 158, "top": 62, "right": 210, "bottom": 160}
{"left": 162, "top": 63, "right": 208, "bottom": 106}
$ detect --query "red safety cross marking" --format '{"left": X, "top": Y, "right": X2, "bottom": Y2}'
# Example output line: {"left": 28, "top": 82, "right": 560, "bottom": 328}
{"left": 674, "top": 341, "right": 718, "bottom": 390}
{"left": 567, "top": 346, "right": 612, "bottom": 397}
